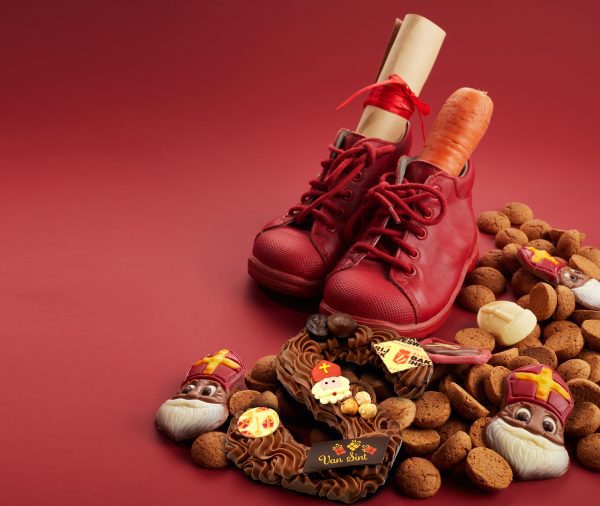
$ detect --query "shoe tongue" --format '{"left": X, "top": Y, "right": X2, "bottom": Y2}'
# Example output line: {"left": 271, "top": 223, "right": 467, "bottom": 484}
{"left": 403, "top": 159, "right": 441, "bottom": 184}
{"left": 333, "top": 129, "right": 365, "bottom": 151}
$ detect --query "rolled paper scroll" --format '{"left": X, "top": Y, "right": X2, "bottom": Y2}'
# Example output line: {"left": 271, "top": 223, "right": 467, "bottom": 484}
{"left": 356, "top": 14, "right": 446, "bottom": 142}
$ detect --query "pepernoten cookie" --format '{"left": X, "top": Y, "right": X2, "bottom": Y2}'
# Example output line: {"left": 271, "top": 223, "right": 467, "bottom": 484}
{"left": 576, "top": 434, "right": 600, "bottom": 472}
{"left": 454, "top": 328, "right": 496, "bottom": 352}
{"left": 431, "top": 430, "right": 472, "bottom": 469}
{"left": 557, "top": 359, "right": 591, "bottom": 382}
{"left": 191, "top": 432, "right": 230, "bottom": 468}
{"left": 495, "top": 228, "right": 529, "bottom": 249}
{"left": 554, "top": 285, "right": 576, "bottom": 320}
{"left": 500, "top": 202, "right": 533, "bottom": 226}
{"left": 477, "top": 211, "right": 511, "bottom": 234}
{"left": 413, "top": 391, "right": 451, "bottom": 429}
{"left": 469, "top": 417, "right": 492, "bottom": 448}
{"left": 447, "top": 382, "right": 489, "bottom": 420}
{"left": 520, "top": 219, "right": 551, "bottom": 241}
{"left": 466, "top": 447, "right": 513, "bottom": 491}
{"left": 528, "top": 282, "right": 558, "bottom": 321}
{"left": 436, "top": 418, "right": 468, "bottom": 443}
{"left": 564, "top": 402, "right": 600, "bottom": 437}
{"left": 466, "top": 267, "right": 506, "bottom": 294}
{"left": 457, "top": 285, "right": 495, "bottom": 312}
{"left": 489, "top": 349, "right": 518, "bottom": 368}
{"left": 483, "top": 367, "right": 510, "bottom": 406}
{"left": 521, "top": 346, "right": 558, "bottom": 369}
{"left": 379, "top": 397, "right": 416, "bottom": 430}
{"left": 582, "top": 320, "right": 600, "bottom": 351}
{"left": 394, "top": 457, "right": 441, "bottom": 499}
{"left": 478, "top": 249, "right": 507, "bottom": 273}
{"left": 545, "top": 329, "right": 585, "bottom": 361}
{"left": 401, "top": 427, "right": 441, "bottom": 456}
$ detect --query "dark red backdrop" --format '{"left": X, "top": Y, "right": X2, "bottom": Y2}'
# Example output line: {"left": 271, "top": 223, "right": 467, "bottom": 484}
{"left": 1, "top": 1, "right": 598, "bottom": 504}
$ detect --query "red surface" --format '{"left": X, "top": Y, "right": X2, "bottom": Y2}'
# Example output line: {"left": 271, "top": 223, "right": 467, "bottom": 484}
{"left": 1, "top": 1, "right": 598, "bottom": 505}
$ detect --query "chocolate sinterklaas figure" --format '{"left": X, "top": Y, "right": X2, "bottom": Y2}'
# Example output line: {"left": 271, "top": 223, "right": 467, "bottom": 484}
{"left": 518, "top": 246, "right": 600, "bottom": 310}
{"left": 155, "top": 349, "right": 245, "bottom": 441}
{"left": 485, "top": 364, "right": 574, "bottom": 480}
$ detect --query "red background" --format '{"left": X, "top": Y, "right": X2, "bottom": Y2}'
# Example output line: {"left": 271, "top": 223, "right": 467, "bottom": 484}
{"left": 2, "top": 1, "right": 598, "bottom": 504}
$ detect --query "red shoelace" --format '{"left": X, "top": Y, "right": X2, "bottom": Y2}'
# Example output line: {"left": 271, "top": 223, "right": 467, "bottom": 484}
{"left": 346, "top": 174, "right": 447, "bottom": 273}
{"left": 288, "top": 141, "right": 396, "bottom": 231}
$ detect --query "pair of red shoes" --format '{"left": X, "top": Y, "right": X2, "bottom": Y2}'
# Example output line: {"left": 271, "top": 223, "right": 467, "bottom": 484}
{"left": 248, "top": 125, "right": 478, "bottom": 338}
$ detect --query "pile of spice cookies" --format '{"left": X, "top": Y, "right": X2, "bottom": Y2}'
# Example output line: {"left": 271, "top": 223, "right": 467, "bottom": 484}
{"left": 180, "top": 329, "right": 598, "bottom": 499}
{"left": 164, "top": 201, "right": 600, "bottom": 500}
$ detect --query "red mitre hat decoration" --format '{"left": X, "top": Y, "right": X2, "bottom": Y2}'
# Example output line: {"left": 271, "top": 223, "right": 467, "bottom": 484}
{"left": 505, "top": 364, "right": 574, "bottom": 426}
{"left": 517, "top": 246, "right": 567, "bottom": 285}
{"left": 311, "top": 360, "right": 342, "bottom": 383}
{"left": 183, "top": 349, "right": 245, "bottom": 391}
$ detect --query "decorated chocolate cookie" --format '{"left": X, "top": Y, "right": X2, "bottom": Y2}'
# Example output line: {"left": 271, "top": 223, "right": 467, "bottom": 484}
{"left": 518, "top": 246, "right": 600, "bottom": 310}
{"left": 225, "top": 323, "right": 433, "bottom": 503}
{"left": 485, "top": 364, "right": 574, "bottom": 480}
{"left": 155, "top": 349, "right": 245, "bottom": 441}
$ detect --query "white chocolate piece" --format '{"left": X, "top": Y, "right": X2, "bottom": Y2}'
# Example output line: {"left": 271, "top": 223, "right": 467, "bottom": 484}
{"left": 571, "top": 278, "right": 600, "bottom": 310}
{"left": 355, "top": 391, "right": 372, "bottom": 406}
{"left": 477, "top": 301, "right": 537, "bottom": 346}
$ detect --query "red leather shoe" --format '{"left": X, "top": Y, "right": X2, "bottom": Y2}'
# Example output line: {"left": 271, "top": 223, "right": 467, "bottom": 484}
{"left": 320, "top": 156, "right": 479, "bottom": 337}
{"left": 248, "top": 128, "right": 411, "bottom": 297}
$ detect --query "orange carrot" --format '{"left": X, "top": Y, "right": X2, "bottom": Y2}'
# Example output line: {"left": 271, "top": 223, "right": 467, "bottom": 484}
{"left": 419, "top": 87, "right": 493, "bottom": 176}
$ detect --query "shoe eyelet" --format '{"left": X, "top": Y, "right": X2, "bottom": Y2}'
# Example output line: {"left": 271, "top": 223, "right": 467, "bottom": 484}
{"left": 408, "top": 249, "right": 420, "bottom": 259}
{"left": 422, "top": 206, "right": 433, "bottom": 218}
{"left": 406, "top": 266, "right": 417, "bottom": 276}
{"left": 432, "top": 185, "right": 441, "bottom": 191}
{"left": 342, "top": 190, "right": 353, "bottom": 201}
{"left": 416, "top": 228, "right": 427, "bottom": 240}
{"left": 333, "top": 208, "right": 345, "bottom": 218}
{"left": 352, "top": 172, "right": 364, "bottom": 182}
{"left": 327, "top": 225, "right": 337, "bottom": 232}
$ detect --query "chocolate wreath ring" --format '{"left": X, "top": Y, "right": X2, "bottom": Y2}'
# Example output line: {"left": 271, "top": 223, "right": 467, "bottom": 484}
{"left": 225, "top": 324, "right": 433, "bottom": 503}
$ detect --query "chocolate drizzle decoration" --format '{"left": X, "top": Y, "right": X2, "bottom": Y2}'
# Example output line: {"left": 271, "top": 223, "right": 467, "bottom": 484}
{"left": 225, "top": 325, "right": 433, "bottom": 503}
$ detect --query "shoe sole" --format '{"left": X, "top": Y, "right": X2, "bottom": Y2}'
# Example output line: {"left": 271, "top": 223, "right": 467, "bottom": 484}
{"left": 319, "top": 243, "right": 480, "bottom": 339}
{"left": 248, "top": 255, "right": 323, "bottom": 297}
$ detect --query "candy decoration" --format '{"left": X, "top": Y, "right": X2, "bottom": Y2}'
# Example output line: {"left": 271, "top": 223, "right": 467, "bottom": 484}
{"left": 184, "top": 349, "right": 245, "bottom": 390}
{"left": 237, "top": 407, "right": 280, "bottom": 438}
{"left": 306, "top": 314, "right": 330, "bottom": 339}
{"left": 155, "top": 350, "right": 246, "bottom": 441}
{"left": 420, "top": 337, "right": 492, "bottom": 364}
{"left": 477, "top": 301, "right": 537, "bottom": 346}
{"left": 311, "top": 360, "right": 352, "bottom": 405}
{"left": 374, "top": 339, "right": 433, "bottom": 374}
{"left": 518, "top": 246, "right": 600, "bottom": 310}
{"left": 485, "top": 365, "right": 574, "bottom": 480}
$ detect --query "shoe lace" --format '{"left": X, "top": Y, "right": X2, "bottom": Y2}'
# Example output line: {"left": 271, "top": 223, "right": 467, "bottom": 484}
{"left": 346, "top": 174, "right": 447, "bottom": 273}
{"left": 288, "top": 141, "right": 396, "bottom": 230}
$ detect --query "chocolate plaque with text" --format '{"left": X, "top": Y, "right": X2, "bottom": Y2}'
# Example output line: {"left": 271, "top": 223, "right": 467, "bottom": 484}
{"left": 303, "top": 436, "right": 390, "bottom": 473}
